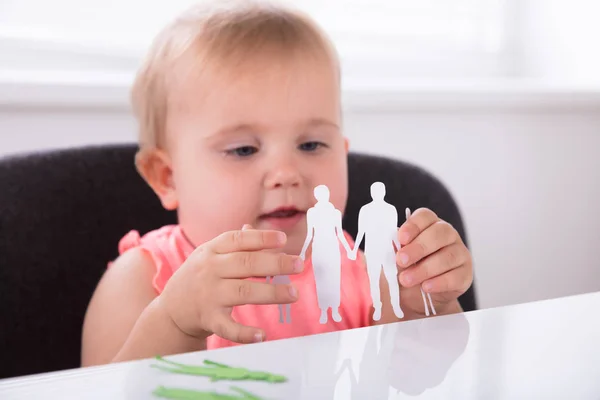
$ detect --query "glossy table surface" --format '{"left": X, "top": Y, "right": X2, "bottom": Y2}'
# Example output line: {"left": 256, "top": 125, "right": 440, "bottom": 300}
{"left": 2, "top": 292, "right": 600, "bottom": 399}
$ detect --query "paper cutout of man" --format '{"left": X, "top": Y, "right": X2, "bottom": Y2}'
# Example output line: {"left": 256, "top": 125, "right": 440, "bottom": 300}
{"left": 352, "top": 182, "right": 404, "bottom": 321}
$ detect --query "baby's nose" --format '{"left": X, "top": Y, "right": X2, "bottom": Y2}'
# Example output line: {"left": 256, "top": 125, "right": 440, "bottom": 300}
{"left": 265, "top": 163, "right": 301, "bottom": 189}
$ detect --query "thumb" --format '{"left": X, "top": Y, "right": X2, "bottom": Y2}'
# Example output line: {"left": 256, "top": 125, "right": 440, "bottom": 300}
{"left": 211, "top": 313, "right": 264, "bottom": 344}
{"left": 241, "top": 224, "right": 254, "bottom": 231}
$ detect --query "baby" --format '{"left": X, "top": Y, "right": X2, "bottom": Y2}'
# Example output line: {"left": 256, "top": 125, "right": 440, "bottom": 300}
{"left": 81, "top": 0, "right": 473, "bottom": 366}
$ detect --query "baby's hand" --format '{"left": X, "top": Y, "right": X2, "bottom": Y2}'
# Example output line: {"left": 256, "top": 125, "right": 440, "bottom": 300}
{"left": 396, "top": 208, "right": 473, "bottom": 315}
{"left": 159, "top": 229, "right": 303, "bottom": 344}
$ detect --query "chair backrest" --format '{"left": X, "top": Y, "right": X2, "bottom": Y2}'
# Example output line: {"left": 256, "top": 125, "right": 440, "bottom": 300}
{"left": 0, "top": 144, "right": 476, "bottom": 379}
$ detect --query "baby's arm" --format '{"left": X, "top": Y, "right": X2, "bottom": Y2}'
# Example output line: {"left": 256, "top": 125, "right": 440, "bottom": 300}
{"left": 81, "top": 248, "right": 205, "bottom": 367}
{"left": 83, "top": 228, "right": 302, "bottom": 366}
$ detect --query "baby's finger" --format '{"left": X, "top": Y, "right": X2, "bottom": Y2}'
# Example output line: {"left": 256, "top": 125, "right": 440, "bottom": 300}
{"left": 421, "top": 264, "right": 473, "bottom": 295}
{"left": 397, "top": 208, "right": 439, "bottom": 245}
{"left": 210, "top": 314, "right": 265, "bottom": 344}
{"left": 221, "top": 280, "right": 299, "bottom": 306}
{"left": 211, "top": 229, "right": 286, "bottom": 254}
{"left": 218, "top": 251, "right": 303, "bottom": 278}
{"left": 399, "top": 243, "right": 466, "bottom": 287}
{"left": 397, "top": 220, "right": 457, "bottom": 268}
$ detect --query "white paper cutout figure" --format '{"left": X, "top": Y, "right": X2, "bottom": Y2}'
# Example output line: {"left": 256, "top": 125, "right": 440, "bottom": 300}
{"left": 266, "top": 274, "right": 291, "bottom": 323}
{"left": 300, "top": 184, "right": 354, "bottom": 324}
{"left": 352, "top": 182, "right": 404, "bottom": 321}
{"left": 405, "top": 208, "right": 437, "bottom": 316}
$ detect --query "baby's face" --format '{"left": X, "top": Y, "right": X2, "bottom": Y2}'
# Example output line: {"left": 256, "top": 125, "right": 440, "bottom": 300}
{"left": 164, "top": 54, "right": 348, "bottom": 255}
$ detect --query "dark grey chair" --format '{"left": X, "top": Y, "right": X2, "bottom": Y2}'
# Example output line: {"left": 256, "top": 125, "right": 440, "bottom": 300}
{"left": 0, "top": 144, "right": 476, "bottom": 379}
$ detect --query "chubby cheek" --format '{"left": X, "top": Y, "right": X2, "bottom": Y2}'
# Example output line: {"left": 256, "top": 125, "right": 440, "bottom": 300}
{"left": 174, "top": 164, "right": 260, "bottom": 245}
{"left": 282, "top": 219, "right": 308, "bottom": 256}
{"left": 313, "top": 157, "right": 349, "bottom": 214}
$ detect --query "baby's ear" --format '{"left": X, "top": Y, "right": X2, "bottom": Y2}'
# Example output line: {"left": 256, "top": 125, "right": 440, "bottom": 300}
{"left": 135, "top": 148, "right": 178, "bottom": 210}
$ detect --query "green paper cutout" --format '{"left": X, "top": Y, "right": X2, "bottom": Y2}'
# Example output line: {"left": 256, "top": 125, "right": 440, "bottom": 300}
{"left": 151, "top": 356, "right": 288, "bottom": 383}
{"left": 153, "top": 385, "right": 264, "bottom": 399}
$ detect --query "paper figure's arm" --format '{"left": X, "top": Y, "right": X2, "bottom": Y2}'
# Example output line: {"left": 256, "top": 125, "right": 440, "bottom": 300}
{"left": 392, "top": 206, "right": 401, "bottom": 252}
{"left": 335, "top": 209, "right": 353, "bottom": 256}
{"left": 299, "top": 209, "right": 314, "bottom": 260}
{"left": 353, "top": 206, "right": 366, "bottom": 253}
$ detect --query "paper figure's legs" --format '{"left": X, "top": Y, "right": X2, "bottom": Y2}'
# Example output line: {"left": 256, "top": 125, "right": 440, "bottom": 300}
{"left": 366, "top": 259, "right": 383, "bottom": 321}
{"left": 313, "top": 248, "right": 341, "bottom": 324}
{"left": 319, "top": 308, "right": 328, "bottom": 324}
{"left": 332, "top": 308, "right": 342, "bottom": 322}
{"left": 315, "top": 280, "right": 329, "bottom": 324}
{"left": 420, "top": 288, "right": 430, "bottom": 316}
{"left": 419, "top": 287, "right": 437, "bottom": 316}
{"left": 383, "top": 263, "right": 404, "bottom": 319}
{"left": 426, "top": 290, "right": 436, "bottom": 315}
{"left": 331, "top": 277, "right": 342, "bottom": 322}
{"left": 278, "top": 304, "right": 284, "bottom": 323}
{"left": 286, "top": 304, "right": 291, "bottom": 323}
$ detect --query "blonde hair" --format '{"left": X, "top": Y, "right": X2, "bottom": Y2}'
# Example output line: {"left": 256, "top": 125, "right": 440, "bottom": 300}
{"left": 131, "top": 0, "right": 339, "bottom": 150}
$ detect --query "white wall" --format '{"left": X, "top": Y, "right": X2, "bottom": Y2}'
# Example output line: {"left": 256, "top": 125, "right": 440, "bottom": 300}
{"left": 344, "top": 105, "right": 600, "bottom": 309}
{"left": 0, "top": 109, "right": 135, "bottom": 152}
{"left": 516, "top": 0, "right": 600, "bottom": 84}
{"left": 2, "top": 82, "right": 599, "bottom": 310}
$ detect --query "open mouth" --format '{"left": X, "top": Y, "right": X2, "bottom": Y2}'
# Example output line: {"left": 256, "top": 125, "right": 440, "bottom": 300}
{"left": 260, "top": 207, "right": 304, "bottom": 219}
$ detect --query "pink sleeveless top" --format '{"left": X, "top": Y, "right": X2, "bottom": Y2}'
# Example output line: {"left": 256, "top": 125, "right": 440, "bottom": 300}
{"left": 112, "top": 225, "right": 373, "bottom": 349}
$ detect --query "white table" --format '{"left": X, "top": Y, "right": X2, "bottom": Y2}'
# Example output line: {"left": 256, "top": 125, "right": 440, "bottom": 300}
{"left": 2, "top": 292, "right": 600, "bottom": 399}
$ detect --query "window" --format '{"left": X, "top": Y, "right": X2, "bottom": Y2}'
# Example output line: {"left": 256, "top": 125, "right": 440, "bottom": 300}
{"left": 0, "top": 0, "right": 512, "bottom": 84}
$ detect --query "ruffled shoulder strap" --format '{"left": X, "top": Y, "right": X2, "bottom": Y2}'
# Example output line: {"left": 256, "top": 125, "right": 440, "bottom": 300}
{"left": 110, "top": 225, "right": 183, "bottom": 294}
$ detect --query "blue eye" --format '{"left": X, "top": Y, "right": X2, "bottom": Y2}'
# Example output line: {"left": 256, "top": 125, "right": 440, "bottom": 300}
{"left": 299, "top": 141, "right": 325, "bottom": 152}
{"left": 227, "top": 146, "right": 258, "bottom": 157}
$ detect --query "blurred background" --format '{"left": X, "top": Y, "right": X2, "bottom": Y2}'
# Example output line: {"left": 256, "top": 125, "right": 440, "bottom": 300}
{"left": 1, "top": 0, "right": 599, "bottom": 310}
